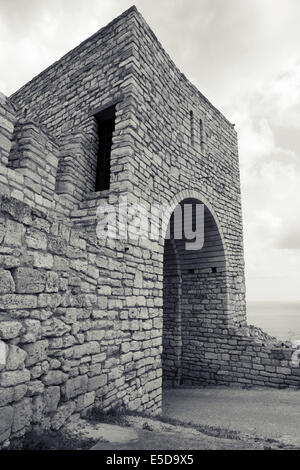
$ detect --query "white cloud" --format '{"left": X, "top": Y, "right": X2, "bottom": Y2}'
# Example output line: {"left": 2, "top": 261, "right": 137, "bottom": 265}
{"left": 228, "top": 60, "right": 300, "bottom": 301}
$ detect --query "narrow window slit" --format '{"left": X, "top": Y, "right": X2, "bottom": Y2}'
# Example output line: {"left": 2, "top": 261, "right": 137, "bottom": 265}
{"left": 190, "top": 110, "right": 195, "bottom": 146}
{"left": 95, "top": 105, "right": 116, "bottom": 192}
{"left": 199, "top": 118, "right": 204, "bottom": 151}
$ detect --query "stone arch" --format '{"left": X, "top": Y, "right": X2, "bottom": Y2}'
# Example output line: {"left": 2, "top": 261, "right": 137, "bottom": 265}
{"left": 162, "top": 193, "right": 229, "bottom": 386}
{"left": 161, "top": 189, "right": 228, "bottom": 264}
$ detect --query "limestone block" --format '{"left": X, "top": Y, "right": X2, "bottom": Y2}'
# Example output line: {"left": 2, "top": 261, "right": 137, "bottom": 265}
{"left": 6, "top": 344, "right": 27, "bottom": 370}
{"left": 4, "top": 219, "right": 25, "bottom": 247}
{"left": 38, "top": 294, "right": 62, "bottom": 310}
{"left": 0, "top": 387, "right": 14, "bottom": 406}
{"left": 134, "top": 270, "right": 143, "bottom": 288}
{"left": 0, "top": 196, "right": 32, "bottom": 225}
{"left": 0, "top": 320, "right": 22, "bottom": 340}
{"left": 41, "top": 317, "right": 71, "bottom": 337}
{"left": 49, "top": 358, "right": 61, "bottom": 369}
{"left": 0, "top": 294, "right": 37, "bottom": 310}
{"left": 0, "top": 405, "right": 13, "bottom": 442}
{"left": 87, "top": 374, "right": 107, "bottom": 392}
{"left": 0, "top": 270, "right": 15, "bottom": 294}
{"left": 21, "top": 319, "right": 42, "bottom": 343}
{"left": 0, "top": 255, "right": 21, "bottom": 269}
{"left": 42, "top": 370, "right": 68, "bottom": 386}
{"left": 26, "top": 380, "right": 45, "bottom": 396}
{"left": 14, "top": 384, "right": 27, "bottom": 401}
{"left": 13, "top": 267, "right": 46, "bottom": 293}
{"left": 25, "top": 229, "right": 47, "bottom": 250}
{"left": 91, "top": 352, "right": 106, "bottom": 364}
{"left": 12, "top": 397, "right": 32, "bottom": 432}
{"left": 33, "top": 252, "right": 53, "bottom": 269}
{"left": 76, "top": 391, "right": 95, "bottom": 411}
{"left": 108, "top": 366, "right": 123, "bottom": 381}
{"left": 23, "top": 340, "right": 48, "bottom": 366}
{"left": 97, "top": 296, "right": 108, "bottom": 309}
{"left": 0, "top": 222, "right": 5, "bottom": 245}
{"left": 85, "top": 330, "right": 105, "bottom": 341}
{"left": 63, "top": 374, "right": 88, "bottom": 399}
{"left": 31, "top": 395, "right": 44, "bottom": 423}
{"left": 73, "top": 342, "right": 100, "bottom": 359}
{"left": 51, "top": 401, "right": 76, "bottom": 430}
{"left": 44, "top": 386, "right": 60, "bottom": 413}
{"left": 276, "top": 367, "right": 291, "bottom": 375}
{"left": 0, "top": 369, "right": 30, "bottom": 387}
{"left": 45, "top": 271, "right": 59, "bottom": 292}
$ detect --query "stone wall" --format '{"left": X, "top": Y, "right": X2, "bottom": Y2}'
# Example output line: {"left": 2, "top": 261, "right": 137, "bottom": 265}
{"left": 0, "top": 6, "right": 299, "bottom": 447}
{"left": 0, "top": 195, "right": 162, "bottom": 445}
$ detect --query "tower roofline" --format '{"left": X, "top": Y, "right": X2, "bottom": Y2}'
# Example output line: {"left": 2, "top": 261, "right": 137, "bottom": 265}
{"left": 10, "top": 5, "right": 139, "bottom": 101}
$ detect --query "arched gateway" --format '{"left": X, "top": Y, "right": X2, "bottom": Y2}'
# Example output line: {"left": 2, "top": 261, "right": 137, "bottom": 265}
{"left": 162, "top": 196, "right": 228, "bottom": 386}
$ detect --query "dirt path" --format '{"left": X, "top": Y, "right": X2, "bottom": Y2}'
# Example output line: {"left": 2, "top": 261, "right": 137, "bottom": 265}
{"left": 163, "top": 386, "right": 300, "bottom": 448}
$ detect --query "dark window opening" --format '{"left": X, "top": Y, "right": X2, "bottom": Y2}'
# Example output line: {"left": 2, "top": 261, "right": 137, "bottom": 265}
{"left": 199, "top": 118, "right": 204, "bottom": 151}
{"left": 95, "top": 105, "right": 116, "bottom": 192}
{"left": 190, "top": 110, "right": 195, "bottom": 146}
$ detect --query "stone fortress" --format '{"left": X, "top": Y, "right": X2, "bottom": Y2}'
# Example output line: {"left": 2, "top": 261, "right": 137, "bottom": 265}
{"left": 0, "top": 6, "right": 299, "bottom": 447}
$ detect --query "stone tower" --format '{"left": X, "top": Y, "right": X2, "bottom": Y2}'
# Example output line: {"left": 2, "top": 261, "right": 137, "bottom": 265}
{"left": 0, "top": 6, "right": 298, "bottom": 447}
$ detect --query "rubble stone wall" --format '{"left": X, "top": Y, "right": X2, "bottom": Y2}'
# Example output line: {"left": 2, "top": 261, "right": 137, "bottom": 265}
{"left": 0, "top": 195, "right": 162, "bottom": 445}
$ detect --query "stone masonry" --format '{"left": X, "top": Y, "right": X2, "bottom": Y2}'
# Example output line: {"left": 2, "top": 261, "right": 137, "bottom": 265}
{"left": 0, "top": 6, "right": 299, "bottom": 446}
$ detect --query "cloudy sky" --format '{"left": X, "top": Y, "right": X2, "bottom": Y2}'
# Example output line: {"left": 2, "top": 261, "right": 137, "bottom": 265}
{"left": 1, "top": 0, "right": 300, "bottom": 302}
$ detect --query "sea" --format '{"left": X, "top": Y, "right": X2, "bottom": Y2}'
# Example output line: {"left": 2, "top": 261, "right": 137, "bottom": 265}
{"left": 247, "top": 301, "right": 300, "bottom": 342}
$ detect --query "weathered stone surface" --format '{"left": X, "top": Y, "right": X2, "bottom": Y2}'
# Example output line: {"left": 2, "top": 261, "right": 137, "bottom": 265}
{"left": 33, "top": 252, "right": 53, "bottom": 269}
{"left": 12, "top": 398, "right": 32, "bottom": 432}
{"left": 63, "top": 375, "right": 88, "bottom": 399}
{"left": 31, "top": 395, "right": 44, "bottom": 423}
{"left": 42, "top": 370, "right": 68, "bottom": 386}
{"left": 0, "top": 270, "right": 15, "bottom": 293}
{"left": 41, "top": 318, "right": 71, "bottom": 337}
{"left": 51, "top": 402, "right": 76, "bottom": 430}
{"left": 0, "top": 294, "right": 37, "bottom": 310}
{"left": 88, "top": 374, "right": 107, "bottom": 391}
{"left": 44, "top": 386, "right": 60, "bottom": 413}
{"left": 14, "top": 384, "right": 28, "bottom": 401}
{"left": 12, "top": 267, "right": 46, "bottom": 293}
{"left": 0, "top": 405, "right": 13, "bottom": 440}
{"left": 0, "top": 320, "right": 22, "bottom": 340}
{"left": 0, "top": 196, "right": 32, "bottom": 225}
{"left": 37, "top": 293, "right": 61, "bottom": 308}
{"left": 23, "top": 340, "right": 48, "bottom": 367}
{"left": 73, "top": 342, "right": 100, "bottom": 359}
{"left": 21, "top": 319, "right": 42, "bottom": 343}
{"left": 26, "top": 380, "right": 44, "bottom": 396}
{"left": 4, "top": 219, "right": 25, "bottom": 247}
{"left": 85, "top": 330, "right": 105, "bottom": 341}
{"left": 6, "top": 344, "right": 27, "bottom": 370}
{"left": 25, "top": 228, "right": 47, "bottom": 250}
{"left": 76, "top": 391, "right": 95, "bottom": 411}
{"left": 0, "top": 388, "right": 14, "bottom": 406}
{"left": 0, "top": 370, "right": 30, "bottom": 387}
{"left": 45, "top": 271, "right": 59, "bottom": 292}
